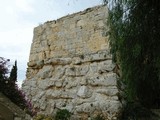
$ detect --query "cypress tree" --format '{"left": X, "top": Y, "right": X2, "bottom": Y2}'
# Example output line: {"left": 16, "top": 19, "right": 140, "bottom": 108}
{"left": 106, "top": 0, "right": 160, "bottom": 108}
{"left": 9, "top": 60, "right": 17, "bottom": 84}
{"left": 104, "top": 0, "right": 160, "bottom": 118}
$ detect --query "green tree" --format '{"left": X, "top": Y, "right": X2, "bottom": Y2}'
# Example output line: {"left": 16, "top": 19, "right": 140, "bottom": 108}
{"left": 105, "top": 0, "right": 160, "bottom": 108}
{"left": 7, "top": 60, "right": 29, "bottom": 110}
{"left": 9, "top": 60, "right": 17, "bottom": 84}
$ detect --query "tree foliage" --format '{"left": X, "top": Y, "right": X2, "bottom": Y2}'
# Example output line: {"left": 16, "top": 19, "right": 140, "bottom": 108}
{"left": 105, "top": 0, "right": 160, "bottom": 108}
{"left": 0, "top": 58, "right": 34, "bottom": 116}
{"left": 9, "top": 60, "right": 17, "bottom": 83}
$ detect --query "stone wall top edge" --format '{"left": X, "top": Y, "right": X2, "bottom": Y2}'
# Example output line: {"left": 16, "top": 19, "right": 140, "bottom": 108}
{"left": 35, "top": 5, "right": 107, "bottom": 29}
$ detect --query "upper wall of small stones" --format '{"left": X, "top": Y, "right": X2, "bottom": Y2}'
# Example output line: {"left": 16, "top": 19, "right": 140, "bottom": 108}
{"left": 29, "top": 5, "right": 108, "bottom": 65}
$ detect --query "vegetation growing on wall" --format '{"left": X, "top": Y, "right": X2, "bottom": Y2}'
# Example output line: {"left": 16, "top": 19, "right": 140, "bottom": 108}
{"left": 55, "top": 109, "right": 71, "bottom": 120}
{"left": 104, "top": 0, "right": 160, "bottom": 110}
{"left": 33, "top": 109, "right": 71, "bottom": 120}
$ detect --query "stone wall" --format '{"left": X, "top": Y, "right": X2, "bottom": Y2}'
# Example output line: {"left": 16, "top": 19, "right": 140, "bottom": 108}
{"left": 22, "top": 5, "right": 122, "bottom": 119}
{"left": 0, "top": 93, "right": 31, "bottom": 120}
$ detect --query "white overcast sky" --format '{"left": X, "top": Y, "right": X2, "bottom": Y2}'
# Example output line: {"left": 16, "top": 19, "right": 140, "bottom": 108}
{"left": 0, "top": 0, "right": 102, "bottom": 86}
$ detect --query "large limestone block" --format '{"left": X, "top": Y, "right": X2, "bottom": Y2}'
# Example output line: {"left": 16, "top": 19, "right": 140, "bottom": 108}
{"left": 88, "top": 73, "right": 117, "bottom": 87}
{"left": 98, "top": 60, "right": 115, "bottom": 73}
{"left": 76, "top": 102, "right": 97, "bottom": 113}
{"left": 96, "top": 88, "right": 119, "bottom": 96}
{"left": 77, "top": 86, "right": 92, "bottom": 98}
{"left": 37, "top": 79, "right": 54, "bottom": 90}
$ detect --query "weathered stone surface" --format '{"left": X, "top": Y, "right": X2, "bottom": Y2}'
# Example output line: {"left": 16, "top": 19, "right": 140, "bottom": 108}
{"left": 96, "top": 88, "right": 119, "bottom": 96}
{"left": 98, "top": 60, "right": 115, "bottom": 73}
{"left": 77, "top": 86, "right": 92, "bottom": 98}
{"left": 22, "top": 5, "right": 122, "bottom": 120}
{"left": 88, "top": 73, "right": 118, "bottom": 86}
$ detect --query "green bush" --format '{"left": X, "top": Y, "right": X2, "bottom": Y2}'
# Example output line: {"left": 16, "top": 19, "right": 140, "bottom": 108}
{"left": 55, "top": 109, "right": 71, "bottom": 120}
{"left": 120, "top": 102, "right": 152, "bottom": 120}
{"left": 33, "top": 114, "right": 53, "bottom": 120}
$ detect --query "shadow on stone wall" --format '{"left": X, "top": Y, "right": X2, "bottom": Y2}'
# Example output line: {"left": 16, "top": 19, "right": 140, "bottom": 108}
{"left": 0, "top": 92, "right": 31, "bottom": 120}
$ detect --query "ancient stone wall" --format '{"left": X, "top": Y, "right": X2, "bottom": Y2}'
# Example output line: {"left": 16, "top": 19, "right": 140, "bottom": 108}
{"left": 22, "top": 5, "right": 122, "bottom": 119}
